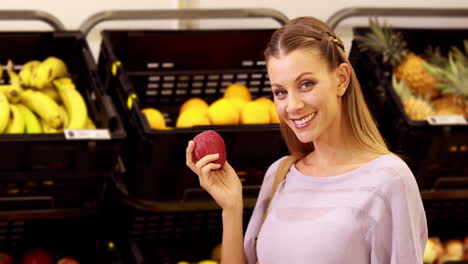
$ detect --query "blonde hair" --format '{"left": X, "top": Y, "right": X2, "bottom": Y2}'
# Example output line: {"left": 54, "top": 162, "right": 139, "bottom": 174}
{"left": 264, "top": 17, "right": 390, "bottom": 159}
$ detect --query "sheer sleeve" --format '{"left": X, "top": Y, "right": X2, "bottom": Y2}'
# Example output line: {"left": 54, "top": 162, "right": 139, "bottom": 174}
{"left": 370, "top": 163, "right": 428, "bottom": 264}
{"left": 243, "top": 156, "right": 288, "bottom": 264}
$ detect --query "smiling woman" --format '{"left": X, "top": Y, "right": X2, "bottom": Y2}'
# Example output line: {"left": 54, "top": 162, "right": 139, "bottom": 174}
{"left": 186, "top": 16, "right": 428, "bottom": 264}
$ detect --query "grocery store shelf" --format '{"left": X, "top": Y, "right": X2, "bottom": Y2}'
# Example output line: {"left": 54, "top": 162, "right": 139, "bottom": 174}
{"left": 119, "top": 188, "right": 257, "bottom": 212}
{"left": 0, "top": 10, "right": 65, "bottom": 31}
{"left": 421, "top": 190, "right": 468, "bottom": 200}
{"left": 0, "top": 207, "right": 99, "bottom": 221}
{"left": 79, "top": 8, "right": 290, "bottom": 36}
{"left": 327, "top": 7, "right": 468, "bottom": 30}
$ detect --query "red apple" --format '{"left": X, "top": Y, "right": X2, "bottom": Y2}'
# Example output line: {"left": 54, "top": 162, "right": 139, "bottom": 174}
{"left": 0, "top": 252, "right": 13, "bottom": 264}
{"left": 193, "top": 130, "right": 226, "bottom": 166}
{"left": 57, "top": 257, "right": 79, "bottom": 264}
{"left": 22, "top": 249, "right": 53, "bottom": 264}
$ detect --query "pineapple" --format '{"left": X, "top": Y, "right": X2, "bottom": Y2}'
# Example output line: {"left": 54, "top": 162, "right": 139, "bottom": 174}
{"left": 356, "top": 18, "right": 440, "bottom": 100}
{"left": 433, "top": 95, "right": 465, "bottom": 116}
{"left": 424, "top": 44, "right": 468, "bottom": 117}
{"left": 424, "top": 46, "right": 448, "bottom": 68}
{"left": 392, "top": 74, "right": 435, "bottom": 121}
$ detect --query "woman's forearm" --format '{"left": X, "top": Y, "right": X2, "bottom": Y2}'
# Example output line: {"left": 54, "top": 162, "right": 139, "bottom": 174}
{"left": 221, "top": 206, "right": 246, "bottom": 264}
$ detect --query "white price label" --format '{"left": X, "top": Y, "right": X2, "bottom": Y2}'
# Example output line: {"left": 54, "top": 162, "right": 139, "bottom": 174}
{"left": 64, "top": 129, "right": 111, "bottom": 140}
{"left": 427, "top": 115, "right": 467, "bottom": 125}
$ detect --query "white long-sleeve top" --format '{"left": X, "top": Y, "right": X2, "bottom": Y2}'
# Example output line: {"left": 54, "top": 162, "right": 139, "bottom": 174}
{"left": 244, "top": 154, "right": 428, "bottom": 264}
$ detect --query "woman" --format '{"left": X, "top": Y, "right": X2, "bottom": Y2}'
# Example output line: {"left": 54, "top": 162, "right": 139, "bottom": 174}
{"left": 186, "top": 17, "right": 427, "bottom": 264}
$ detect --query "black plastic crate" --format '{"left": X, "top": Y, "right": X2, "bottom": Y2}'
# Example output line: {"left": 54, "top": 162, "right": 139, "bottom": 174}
{"left": 98, "top": 29, "right": 288, "bottom": 203}
{"left": 349, "top": 27, "right": 468, "bottom": 190}
{"left": 0, "top": 31, "right": 126, "bottom": 211}
{"left": 103, "top": 182, "right": 254, "bottom": 264}
{"left": 422, "top": 191, "right": 468, "bottom": 238}
{"left": 0, "top": 216, "right": 122, "bottom": 264}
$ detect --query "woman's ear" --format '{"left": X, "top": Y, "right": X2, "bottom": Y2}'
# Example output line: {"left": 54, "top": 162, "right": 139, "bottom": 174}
{"left": 335, "top": 63, "right": 351, "bottom": 96}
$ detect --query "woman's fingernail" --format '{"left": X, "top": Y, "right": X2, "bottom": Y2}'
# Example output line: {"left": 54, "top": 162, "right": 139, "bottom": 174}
{"left": 215, "top": 153, "right": 219, "bottom": 157}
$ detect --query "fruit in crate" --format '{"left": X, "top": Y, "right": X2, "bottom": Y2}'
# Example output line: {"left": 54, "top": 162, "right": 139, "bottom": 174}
{"left": 424, "top": 44, "right": 468, "bottom": 117}
{"left": 356, "top": 18, "right": 440, "bottom": 100}
{"left": 5, "top": 104, "right": 25, "bottom": 134}
{"left": 19, "top": 60, "right": 41, "bottom": 87}
{"left": 224, "top": 83, "right": 252, "bottom": 102}
{"left": 227, "top": 97, "right": 248, "bottom": 118}
{"left": 464, "top": 235, "right": 468, "bottom": 260}
{"left": 240, "top": 101, "right": 270, "bottom": 124}
{"left": 57, "top": 257, "right": 80, "bottom": 264}
{"left": 0, "top": 90, "right": 10, "bottom": 133}
{"left": 392, "top": 75, "right": 435, "bottom": 121}
{"left": 208, "top": 98, "right": 238, "bottom": 125}
{"left": 193, "top": 130, "right": 226, "bottom": 166}
{"left": 424, "top": 237, "right": 444, "bottom": 264}
{"left": 17, "top": 104, "right": 42, "bottom": 133}
{"left": 180, "top": 97, "right": 209, "bottom": 114}
{"left": 141, "top": 107, "right": 166, "bottom": 129}
{"left": 0, "top": 59, "right": 94, "bottom": 134}
{"left": 255, "top": 97, "right": 280, "bottom": 124}
{"left": 0, "top": 252, "right": 13, "bottom": 264}
{"left": 269, "top": 103, "right": 280, "bottom": 123}
{"left": 53, "top": 79, "right": 88, "bottom": 129}
{"left": 22, "top": 249, "right": 54, "bottom": 264}
{"left": 176, "top": 108, "right": 210, "bottom": 128}
{"left": 440, "top": 239, "right": 464, "bottom": 262}
{"left": 197, "top": 260, "right": 219, "bottom": 264}
{"left": 255, "top": 97, "right": 274, "bottom": 109}
{"left": 21, "top": 89, "right": 64, "bottom": 129}
{"left": 31, "top": 57, "right": 68, "bottom": 89}
{"left": 210, "top": 243, "right": 222, "bottom": 261}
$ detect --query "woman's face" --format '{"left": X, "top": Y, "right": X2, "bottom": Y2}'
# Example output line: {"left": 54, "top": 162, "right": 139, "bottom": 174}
{"left": 267, "top": 49, "right": 346, "bottom": 143}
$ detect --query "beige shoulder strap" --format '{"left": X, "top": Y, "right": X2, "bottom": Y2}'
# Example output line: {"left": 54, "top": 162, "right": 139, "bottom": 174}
{"left": 266, "top": 156, "right": 298, "bottom": 213}
{"left": 254, "top": 156, "right": 299, "bottom": 253}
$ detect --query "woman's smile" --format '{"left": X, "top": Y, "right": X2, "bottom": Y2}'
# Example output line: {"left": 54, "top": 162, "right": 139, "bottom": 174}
{"left": 291, "top": 112, "right": 317, "bottom": 129}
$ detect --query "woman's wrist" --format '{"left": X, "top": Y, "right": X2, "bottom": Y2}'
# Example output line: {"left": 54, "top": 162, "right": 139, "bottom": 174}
{"left": 222, "top": 202, "right": 244, "bottom": 218}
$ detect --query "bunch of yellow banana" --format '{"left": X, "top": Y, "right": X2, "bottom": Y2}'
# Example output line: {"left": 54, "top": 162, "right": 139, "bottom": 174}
{"left": 0, "top": 58, "right": 96, "bottom": 134}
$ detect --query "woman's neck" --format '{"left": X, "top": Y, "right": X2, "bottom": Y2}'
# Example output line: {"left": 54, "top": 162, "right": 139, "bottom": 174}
{"left": 300, "top": 117, "right": 376, "bottom": 174}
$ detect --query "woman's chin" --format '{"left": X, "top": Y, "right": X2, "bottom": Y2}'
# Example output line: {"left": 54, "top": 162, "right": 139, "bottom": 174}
{"left": 295, "top": 132, "right": 316, "bottom": 144}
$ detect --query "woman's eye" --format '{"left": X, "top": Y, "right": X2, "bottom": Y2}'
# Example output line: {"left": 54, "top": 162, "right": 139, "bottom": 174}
{"left": 300, "top": 80, "right": 315, "bottom": 90}
{"left": 273, "top": 89, "right": 287, "bottom": 98}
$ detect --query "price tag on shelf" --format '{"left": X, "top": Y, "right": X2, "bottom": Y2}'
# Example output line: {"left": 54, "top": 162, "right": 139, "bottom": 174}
{"left": 64, "top": 129, "right": 111, "bottom": 140}
{"left": 427, "top": 115, "right": 467, "bottom": 126}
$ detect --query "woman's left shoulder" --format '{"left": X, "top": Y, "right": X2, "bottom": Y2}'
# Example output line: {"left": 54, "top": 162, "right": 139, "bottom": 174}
{"left": 368, "top": 153, "right": 417, "bottom": 190}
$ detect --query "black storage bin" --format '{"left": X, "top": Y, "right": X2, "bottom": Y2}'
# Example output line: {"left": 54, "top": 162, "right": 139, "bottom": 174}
{"left": 0, "top": 31, "right": 126, "bottom": 211}
{"left": 98, "top": 29, "right": 288, "bottom": 203}
{"left": 349, "top": 27, "right": 468, "bottom": 191}
{"left": 102, "top": 182, "right": 254, "bottom": 264}
{"left": 0, "top": 216, "right": 123, "bottom": 263}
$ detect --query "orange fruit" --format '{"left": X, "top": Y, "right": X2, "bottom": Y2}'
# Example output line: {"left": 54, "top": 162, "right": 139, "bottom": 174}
{"left": 255, "top": 97, "right": 274, "bottom": 109}
{"left": 141, "top": 108, "right": 166, "bottom": 129}
{"left": 176, "top": 108, "right": 211, "bottom": 128}
{"left": 227, "top": 97, "right": 248, "bottom": 118}
{"left": 224, "top": 83, "right": 252, "bottom": 102}
{"left": 254, "top": 97, "right": 280, "bottom": 123}
{"left": 269, "top": 103, "right": 280, "bottom": 123}
{"left": 180, "top": 97, "right": 209, "bottom": 114}
{"left": 240, "top": 101, "right": 270, "bottom": 124}
{"left": 208, "top": 98, "right": 238, "bottom": 125}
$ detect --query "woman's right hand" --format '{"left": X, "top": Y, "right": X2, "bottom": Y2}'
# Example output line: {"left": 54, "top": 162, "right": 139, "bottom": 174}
{"left": 186, "top": 140, "right": 243, "bottom": 211}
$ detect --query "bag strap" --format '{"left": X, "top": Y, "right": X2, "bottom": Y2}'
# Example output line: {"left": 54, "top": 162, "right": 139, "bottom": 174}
{"left": 264, "top": 156, "right": 298, "bottom": 220}
{"left": 254, "top": 156, "right": 299, "bottom": 247}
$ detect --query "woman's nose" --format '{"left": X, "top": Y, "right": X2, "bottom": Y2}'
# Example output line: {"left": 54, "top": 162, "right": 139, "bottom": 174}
{"left": 286, "top": 91, "right": 304, "bottom": 113}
